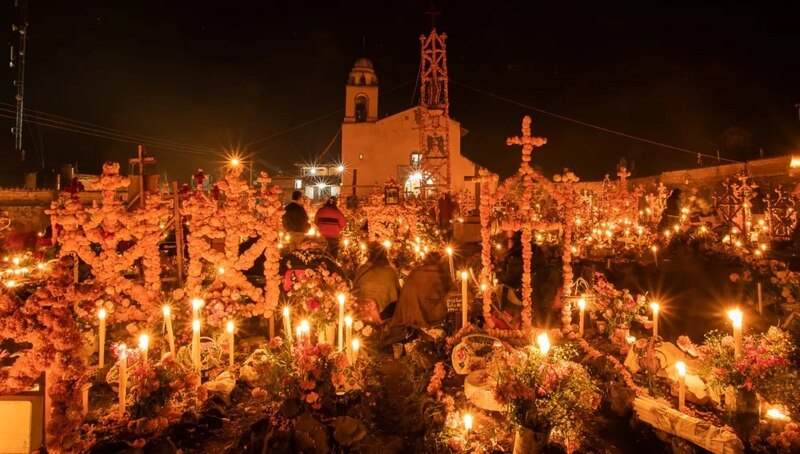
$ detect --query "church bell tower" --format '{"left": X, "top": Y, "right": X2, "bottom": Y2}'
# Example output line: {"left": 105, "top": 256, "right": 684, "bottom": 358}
{"left": 344, "top": 58, "right": 379, "bottom": 123}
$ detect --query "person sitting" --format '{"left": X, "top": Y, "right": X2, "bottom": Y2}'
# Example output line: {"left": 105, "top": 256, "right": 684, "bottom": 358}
{"left": 390, "top": 251, "right": 451, "bottom": 329}
{"left": 278, "top": 235, "right": 345, "bottom": 293}
{"left": 314, "top": 197, "right": 346, "bottom": 258}
{"left": 353, "top": 243, "right": 401, "bottom": 323}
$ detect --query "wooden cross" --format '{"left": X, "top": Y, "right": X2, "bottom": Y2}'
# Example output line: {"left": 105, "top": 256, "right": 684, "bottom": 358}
{"left": 506, "top": 115, "right": 547, "bottom": 166}
{"left": 425, "top": 4, "right": 440, "bottom": 29}
{"left": 129, "top": 144, "right": 157, "bottom": 208}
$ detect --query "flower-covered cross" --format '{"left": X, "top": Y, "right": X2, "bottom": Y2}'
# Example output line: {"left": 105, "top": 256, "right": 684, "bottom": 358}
{"left": 506, "top": 115, "right": 547, "bottom": 166}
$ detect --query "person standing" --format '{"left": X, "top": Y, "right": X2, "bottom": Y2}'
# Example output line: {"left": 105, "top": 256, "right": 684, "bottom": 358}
{"left": 282, "top": 190, "right": 310, "bottom": 252}
{"left": 314, "top": 196, "right": 346, "bottom": 258}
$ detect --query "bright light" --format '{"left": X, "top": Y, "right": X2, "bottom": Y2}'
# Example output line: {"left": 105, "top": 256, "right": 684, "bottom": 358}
{"left": 461, "top": 271, "right": 469, "bottom": 281}
{"left": 650, "top": 302, "right": 660, "bottom": 313}
{"left": 5, "top": 280, "right": 15, "bottom": 288}
{"left": 98, "top": 308, "right": 107, "bottom": 320}
{"left": 767, "top": 407, "right": 791, "bottom": 421}
{"left": 218, "top": 267, "right": 225, "bottom": 274}
{"left": 791, "top": 156, "right": 800, "bottom": 169}
{"left": 139, "top": 334, "right": 149, "bottom": 351}
{"left": 676, "top": 361, "right": 686, "bottom": 377}
{"left": 445, "top": 246, "right": 453, "bottom": 256}
{"left": 337, "top": 293, "right": 346, "bottom": 305}
{"left": 192, "top": 319, "right": 201, "bottom": 331}
{"left": 578, "top": 298, "right": 586, "bottom": 310}
{"left": 382, "top": 240, "right": 392, "bottom": 249}
{"left": 309, "top": 167, "right": 317, "bottom": 175}
{"left": 626, "top": 336, "right": 636, "bottom": 344}
{"left": 12, "top": 257, "right": 19, "bottom": 266}
{"left": 300, "top": 319, "right": 310, "bottom": 335}
{"left": 463, "top": 413, "right": 473, "bottom": 431}
{"left": 536, "top": 333, "right": 551, "bottom": 355}
{"left": 192, "top": 298, "right": 203, "bottom": 311}
{"left": 282, "top": 306, "right": 290, "bottom": 317}
{"left": 308, "top": 227, "right": 316, "bottom": 236}
{"left": 345, "top": 315, "right": 353, "bottom": 327}
{"left": 230, "top": 158, "right": 240, "bottom": 167}
{"left": 162, "top": 306, "right": 170, "bottom": 317}
{"left": 727, "top": 308, "right": 743, "bottom": 328}
{"left": 336, "top": 165, "right": 345, "bottom": 173}
{"left": 409, "top": 171, "right": 423, "bottom": 182}
{"left": 316, "top": 182, "right": 326, "bottom": 189}
{"left": 37, "top": 263, "right": 44, "bottom": 270}
{"left": 226, "top": 320, "right": 235, "bottom": 333}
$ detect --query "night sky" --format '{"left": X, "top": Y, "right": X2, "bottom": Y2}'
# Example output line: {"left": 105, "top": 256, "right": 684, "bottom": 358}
{"left": 2, "top": 0, "right": 800, "bottom": 186}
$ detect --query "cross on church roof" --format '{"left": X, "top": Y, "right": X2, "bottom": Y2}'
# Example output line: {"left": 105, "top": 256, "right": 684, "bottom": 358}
{"left": 425, "top": 4, "right": 441, "bottom": 29}
{"left": 506, "top": 115, "right": 547, "bottom": 166}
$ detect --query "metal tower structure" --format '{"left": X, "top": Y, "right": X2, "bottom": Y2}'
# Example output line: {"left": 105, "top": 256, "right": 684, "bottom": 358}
{"left": 417, "top": 7, "right": 451, "bottom": 197}
{"left": 10, "top": 0, "right": 28, "bottom": 161}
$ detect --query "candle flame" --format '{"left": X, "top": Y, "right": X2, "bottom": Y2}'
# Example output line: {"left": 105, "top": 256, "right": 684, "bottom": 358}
{"left": 98, "top": 308, "right": 107, "bottom": 320}
{"left": 191, "top": 298, "right": 203, "bottom": 310}
{"left": 192, "top": 319, "right": 201, "bottom": 331}
{"left": 344, "top": 315, "right": 353, "bottom": 327}
{"left": 536, "top": 333, "right": 551, "bottom": 355}
{"left": 676, "top": 361, "right": 686, "bottom": 377}
{"left": 337, "top": 293, "right": 346, "bottom": 305}
{"left": 282, "top": 306, "right": 290, "bottom": 317}
{"left": 767, "top": 407, "right": 791, "bottom": 421}
{"left": 461, "top": 271, "right": 469, "bottom": 281}
{"left": 727, "top": 308, "right": 743, "bottom": 328}
{"left": 578, "top": 298, "right": 586, "bottom": 310}
{"left": 650, "top": 302, "right": 660, "bottom": 313}
{"left": 139, "top": 334, "right": 149, "bottom": 351}
{"left": 463, "top": 413, "right": 473, "bottom": 431}
{"left": 352, "top": 338, "right": 360, "bottom": 351}
{"left": 382, "top": 240, "right": 392, "bottom": 248}
{"left": 446, "top": 246, "right": 453, "bottom": 256}
{"left": 226, "top": 320, "right": 235, "bottom": 333}
{"left": 162, "top": 306, "right": 170, "bottom": 317}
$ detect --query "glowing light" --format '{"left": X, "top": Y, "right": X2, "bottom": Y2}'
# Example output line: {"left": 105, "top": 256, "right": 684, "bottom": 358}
{"left": 337, "top": 293, "right": 346, "bottom": 305}
{"left": 336, "top": 165, "right": 345, "bottom": 173}
{"left": 282, "top": 306, "right": 290, "bottom": 317}
{"left": 577, "top": 298, "right": 586, "bottom": 310}
{"left": 676, "top": 361, "right": 686, "bottom": 377}
{"left": 461, "top": 271, "right": 469, "bottom": 281}
{"left": 495, "top": 243, "right": 502, "bottom": 250}
{"left": 445, "top": 246, "right": 453, "bottom": 256}
{"left": 626, "top": 336, "right": 636, "bottom": 344}
{"left": 12, "top": 257, "right": 19, "bottom": 266}
{"left": 218, "top": 267, "right": 225, "bottom": 274}
{"left": 192, "top": 298, "right": 203, "bottom": 311}
{"left": 309, "top": 167, "right": 317, "bottom": 175}
{"left": 316, "top": 182, "right": 326, "bottom": 189}
{"left": 536, "top": 333, "right": 551, "bottom": 355}
{"left": 307, "top": 227, "right": 316, "bottom": 236}
{"left": 98, "top": 308, "right": 107, "bottom": 320}
{"left": 791, "top": 156, "right": 800, "bottom": 168}
{"left": 650, "top": 302, "right": 660, "bottom": 314}
{"left": 226, "top": 320, "right": 235, "bottom": 334}
{"left": 138, "top": 334, "right": 149, "bottom": 352}
{"left": 767, "top": 407, "right": 791, "bottom": 421}
{"left": 727, "top": 308, "right": 743, "bottom": 328}
{"left": 463, "top": 413, "right": 473, "bottom": 432}
{"left": 343, "top": 238, "right": 350, "bottom": 247}
{"left": 382, "top": 240, "right": 392, "bottom": 249}
{"left": 192, "top": 319, "right": 201, "bottom": 331}
{"left": 230, "top": 158, "right": 240, "bottom": 167}
{"left": 5, "top": 280, "right": 15, "bottom": 288}
{"left": 300, "top": 319, "right": 310, "bottom": 335}
{"left": 162, "top": 306, "right": 170, "bottom": 317}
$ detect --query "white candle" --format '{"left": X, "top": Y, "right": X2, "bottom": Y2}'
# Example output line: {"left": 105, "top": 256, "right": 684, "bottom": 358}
{"left": 757, "top": 282, "right": 763, "bottom": 315}
{"left": 337, "top": 293, "right": 346, "bottom": 351}
{"left": 192, "top": 319, "right": 201, "bottom": 371}
{"left": 728, "top": 308, "right": 743, "bottom": 359}
{"left": 651, "top": 245, "right": 658, "bottom": 266}
{"left": 300, "top": 319, "right": 310, "bottom": 339}
{"left": 282, "top": 306, "right": 293, "bottom": 344}
{"left": 138, "top": 334, "right": 149, "bottom": 365}
{"left": 226, "top": 321, "right": 235, "bottom": 367}
{"left": 345, "top": 315, "right": 353, "bottom": 361}
{"left": 98, "top": 308, "right": 107, "bottom": 368}
{"left": 191, "top": 298, "right": 203, "bottom": 320}
{"left": 461, "top": 271, "right": 469, "bottom": 327}
{"left": 577, "top": 298, "right": 586, "bottom": 336}
{"left": 537, "top": 333, "right": 550, "bottom": 355}
{"left": 163, "top": 306, "right": 175, "bottom": 355}
{"left": 351, "top": 338, "right": 360, "bottom": 364}
{"left": 118, "top": 345, "right": 127, "bottom": 415}
{"left": 676, "top": 361, "right": 686, "bottom": 411}
{"left": 650, "top": 302, "right": 660, "bottom": 338}
{"left": 81, "top": 383, "right": 90, "bottom": 418}
{"left": 446, "top": 247, "right": 455, "bottom": 281}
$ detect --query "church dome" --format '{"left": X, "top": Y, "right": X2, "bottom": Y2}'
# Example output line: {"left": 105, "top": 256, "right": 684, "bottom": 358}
{"left": 348, "top": 58, "right": 378, "bottom": 86}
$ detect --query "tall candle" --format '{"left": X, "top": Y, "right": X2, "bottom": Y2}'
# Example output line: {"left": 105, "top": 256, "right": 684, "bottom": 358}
{"left": 98, "top": 308, "right": 107, "bottom": 367}
{"left": 757, "top": 283, "right": 763, "bottom": 315}
{"left": 651, "top": 245, "right": 658, "bottom": 266}
{"left": 351, "top": 338, "right": 360, "bottom": 364}
{"left": 192, "top": 319, "right": 201, "bottom": 371}
{"left": 163, "top": 306, "right": 175, "bottom": 355}
{"left": 337, "top": 293, "right": 346, "bottom": 352}
{"left": 650, "top": 302, "right": 660, "bottom": 338}
{"left": 461, "top": 271, "right": 469, "bottom": 327}
{"left": 191, "top": 298, "right": 203, "bottom": 320}
{"left": 81, "top": 383, "right": 91, "bottom": 418}
{"left": 118, "top": 345, "right": 127, "bottom": 415}
{"left": 282, "top": 306, "right": 293, "bottom": 344}
{"left": 226, "top": 321, "right": 235, "bottom": 367}
{"left": 728, "top": 308, "right": 743, "bottom": 359}
{"left": 577, "top": 298, "right": 586, "bottom": 336}
{"left": 300, "top": 319, "right": 310, "bottom": 339}
{"left": 676, "top": 361, "right": 686, "bottom": 411}
{"left": 345, "top": 315, "right": 353, "bottom": 361}
{"left": 446, "top": 247, "right": 455, "bottom": 281}
{"left": 138, "top": 334, "right": 149, "bottom": 364}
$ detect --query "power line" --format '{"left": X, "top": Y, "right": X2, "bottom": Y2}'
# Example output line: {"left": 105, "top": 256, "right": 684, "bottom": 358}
{"left": 316, "top": 127, "right": 342, "bottom": 161}
{"left": 452, "top": 80, "right": 742, "bottom": 164}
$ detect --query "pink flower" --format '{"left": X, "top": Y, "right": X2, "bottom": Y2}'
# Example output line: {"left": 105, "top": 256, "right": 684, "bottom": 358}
{"left": 305, "top": 391, "right": 319, "bottom": 404}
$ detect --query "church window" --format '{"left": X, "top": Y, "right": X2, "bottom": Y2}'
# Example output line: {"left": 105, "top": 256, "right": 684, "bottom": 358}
{"left": 410, "top": 152, "right": 422, "bottom": 167}
{"left": 355, "top": 95, "right": 368, "bottom": 122}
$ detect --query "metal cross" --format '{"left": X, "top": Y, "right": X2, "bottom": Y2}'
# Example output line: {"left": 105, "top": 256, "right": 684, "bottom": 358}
{"left": 424, "top": 4, "right": 440, "bottom": 29}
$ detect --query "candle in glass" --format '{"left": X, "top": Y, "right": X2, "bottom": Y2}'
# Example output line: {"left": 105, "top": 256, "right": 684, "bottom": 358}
{"left": 446, "top": 247, "right": 455, "bottom": 281}
{"left": 282, "top": 306, "right": 293, "bottom": 343}
{"left": 138, "top": 334, "right": 149, "bottom": 364}
{"left": 337, "top": 293, "right": 346, "bottom": 351}
{"left": 650, "top": 302, "right": 660, "bottom": 338}
{"left": 163, "top": 306, "right": 175, "bottom": 355}
{"left": 577, "top": 298, "right": 586, "bottom": 336}
{"left": 345, "top": 315, "right": 353, "bottom": 361}
{"left": 727, "top": 308, "right": 743, "bottom": 359}
{"left": 118, "top": 345, "right": 127, "bottom": 415}
{"left": 192, "top": 319, "right": 201, "bottom": 370}
{"left": 226, "top": 321, "right": 235, "bottom": 367}
{"left": 676, "top": 361, "right": 686, "bottom": 411}
{"left": 98, "top": 308, "right": 107, "bottom": 367}
{"left": 461, "top": 271, "right": 469, "bottom": 327}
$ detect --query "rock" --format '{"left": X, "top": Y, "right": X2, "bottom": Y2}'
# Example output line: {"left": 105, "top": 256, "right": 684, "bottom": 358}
{"left": 625, "top": 342, "right": 687, "bottom": 376}
{"left": 143, "top": 437, "right": 177, "bottom": 454}
{"left": 201, "top": 395, "right": 227, "bottom": 419}
{"left": 204, "top": 371, "right": 236, "bottom": 398}
{"left": 293, "top": 413, "right": 330, "bottom": 454}
{"left": 332, "top": 416, "right": 367, "bottom": 446}
{"left": 609, "top": 383, "right": 635, "bottom": 417}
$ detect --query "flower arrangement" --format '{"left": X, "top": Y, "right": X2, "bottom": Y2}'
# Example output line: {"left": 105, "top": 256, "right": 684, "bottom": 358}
{"left": 592, "top": 272, "right": 649, "bottom": 339}
{"left": 486, "top": 342, "right": 600, "bottom": 449}
{"left": 677, "top": 328, "right": 800, "bottom": 412}
{"left": 285, "top": 267, "right": 351, "bottom": 328}
{"left": 127, "top": 353, "right": 202, "bottom": 431}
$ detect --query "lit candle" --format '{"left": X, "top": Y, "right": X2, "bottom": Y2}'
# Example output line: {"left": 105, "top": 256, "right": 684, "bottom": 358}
{"left": 138, "top": 334, "right": 149, "bottom": 364}
{"left": 463, "top": 413, "right": 473, "bottom": 435}
{"left": 537, "top": 333, "right": 550, "bottom": 355}
{"left": 351, "top": 338, "right": 360, "bottom": 363}
{"left": 282, "top": 306, "right": 293, "bottom": 344}
{"left": 191, "top": 298, "right": 203, "bottom": 319}
{"left": 446, "top": 247, "right": 455, "bottom": 281}
{"left": 345, "top": 315, "right": 353, "bottom": 361}
{"left": 337, "top": 293, "right": 346, "bottom": 351}
{"left": 118, "top": 345, "right": 127, "bottom": 415}
{"left": 651, "top": 245, "right": 658, "bottom": 266}
{"left": 163, "top": 306, "right": 175, "bottom": 355}
{"left": 192, "top": 319, "right": 201, "bottom": 371}
{"left": 382, "top": 239, "right": 392, "bottom": 249}
{"left": 757, "top": 282, "right": 763, "bottom": 315}
{"left": 300, "top": 319, "right": 310, "bottom": 340}
{"left": 727, "top": 308, "right": 743, "bottom": 359}
{"left": 650, "top": 302, "right": 660, "bottom": 338}
{"left": 461, "top": 271, "right": 469, "bottom": 327}
{"left": 676, "top": 361, "right": 686, "bottom": 411}
{"left": 98, "top": 308, "right": 107, "bottom": 368}
{"left": 226, "top": 321, "right": 235, "bottom": 367}
{"left": 577, "top": 298, "right": 586, "bottom": 336}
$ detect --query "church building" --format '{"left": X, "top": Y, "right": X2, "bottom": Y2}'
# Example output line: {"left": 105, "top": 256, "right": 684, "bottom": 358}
{"left": 340, "top": 58, "right": 475, "bottom": 198}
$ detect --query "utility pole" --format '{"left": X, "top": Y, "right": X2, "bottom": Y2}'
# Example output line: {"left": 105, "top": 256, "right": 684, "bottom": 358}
{"left": 10, "top": 0, "right": 29, "bottom": 161}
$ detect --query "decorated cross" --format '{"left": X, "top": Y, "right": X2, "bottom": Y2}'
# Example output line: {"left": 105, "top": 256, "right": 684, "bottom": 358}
{"left": 506, "top": 115, "right": 547, "bottom": 167}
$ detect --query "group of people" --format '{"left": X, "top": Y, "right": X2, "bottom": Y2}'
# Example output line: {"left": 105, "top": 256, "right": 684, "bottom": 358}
{"left": 280, "top": 191, "right": 454, "bottom": 342}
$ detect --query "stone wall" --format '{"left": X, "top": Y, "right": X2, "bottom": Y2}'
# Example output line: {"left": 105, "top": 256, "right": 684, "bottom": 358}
{"left": 0, "top": 188, "right": 106, "bottom": 235}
